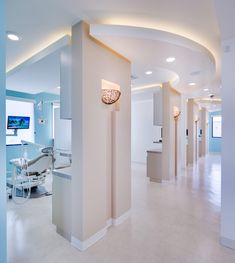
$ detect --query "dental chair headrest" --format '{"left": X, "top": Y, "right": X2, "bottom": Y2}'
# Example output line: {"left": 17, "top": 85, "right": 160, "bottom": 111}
{"left": 41, "top": 147, "right": 53, "bottom": 154}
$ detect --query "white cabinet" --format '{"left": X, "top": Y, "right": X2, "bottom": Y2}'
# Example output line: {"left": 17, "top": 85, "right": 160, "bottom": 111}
{"left": 60, "top": 45, "right": 72, "bottom": 119}
{"left": 52, "top": 167, "right": 72, "bottom": 241}
{"left": 147, "top": 149, "right": 162, "bottom": 183}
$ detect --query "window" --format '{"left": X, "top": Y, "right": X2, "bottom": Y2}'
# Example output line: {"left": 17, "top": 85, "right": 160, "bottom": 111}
{"left": 212, "top": 115, "right": 222, "bottom": 138}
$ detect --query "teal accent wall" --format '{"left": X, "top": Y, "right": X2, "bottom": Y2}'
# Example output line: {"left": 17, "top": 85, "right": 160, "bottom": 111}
{"left": 6, "top": 90, "right": 59, "bottom": 173}
{"left": 34, "top": 92, "right": 59, "bottom": 146}
{"left": 209, "top": 111, "right": 222, "bottom": 152}
{"left": 6, "top": 90, "right": 34, "bottom": 100}
{"left": 0, "top": 1, "right": 6, "bottom": 262}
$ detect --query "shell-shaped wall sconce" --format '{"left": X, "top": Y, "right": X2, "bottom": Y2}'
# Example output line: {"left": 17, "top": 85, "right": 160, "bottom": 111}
{"left": 101, "top": 79, "right": 121, "bottom": 105}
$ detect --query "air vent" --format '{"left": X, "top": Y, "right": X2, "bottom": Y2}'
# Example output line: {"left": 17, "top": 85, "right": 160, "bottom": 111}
{"left": 131, "top": 75, "right": 138, "bottom": 80}
{"left": 223, "top": 45, "right": 231, "bottom": 53}
{"left": 190, "top": 70, "right": 201, "bottom": 76}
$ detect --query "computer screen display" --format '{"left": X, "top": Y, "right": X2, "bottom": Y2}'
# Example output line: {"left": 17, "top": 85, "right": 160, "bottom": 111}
{"left": 7, "top": 116, "right": 30, "bottom": 129}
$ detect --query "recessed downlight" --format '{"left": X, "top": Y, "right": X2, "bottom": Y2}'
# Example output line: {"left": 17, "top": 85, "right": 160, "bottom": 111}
{"left": 145, "top": 71, "right": 152, "bottom": 75}
{"left": 166, "top": 57, "right": 175, "bottom": 63}
{"left": 203, "top": 88, "right": 209, "bottom": 91}
{"left": 189, "top": 82, "right": 196, "bottom": 86}
{"left": 6, "top": 31, "right": 21, "bottom": 41}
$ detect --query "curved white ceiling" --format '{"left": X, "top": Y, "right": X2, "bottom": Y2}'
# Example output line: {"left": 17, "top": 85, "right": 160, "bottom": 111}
{"left": 90, "top": 24, "right": 216, "bottom": 96}
{"left": 7, "top": 0, "right": 220, "bottom": 69}
{"left": 6, "top": 0, "right": 221, "bottom": 98}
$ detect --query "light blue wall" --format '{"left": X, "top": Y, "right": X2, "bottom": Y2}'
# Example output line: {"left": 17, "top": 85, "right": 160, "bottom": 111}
{"left": 34, "top": 92, "right": 59, "bottom": 146}
{"left": 6, "top": 89, "right": 34, "bottom": 100}
{"left": 209, "top": 111, "right": 222, "bottom": 152}
{"left": 6, "top": 90, "right": 59, "bottom": 173}
{"left": 0, "top": 1, "right": 6, "bottom": 262}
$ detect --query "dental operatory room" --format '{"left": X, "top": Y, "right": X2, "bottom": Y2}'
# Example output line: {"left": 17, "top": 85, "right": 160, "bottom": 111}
{"left": 6, "top": 38, "right": 72, "bottom": 252}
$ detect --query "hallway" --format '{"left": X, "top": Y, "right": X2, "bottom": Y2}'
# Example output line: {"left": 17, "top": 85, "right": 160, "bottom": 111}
{"left": 7, "top": 154, "right": 235, "bottom": 263}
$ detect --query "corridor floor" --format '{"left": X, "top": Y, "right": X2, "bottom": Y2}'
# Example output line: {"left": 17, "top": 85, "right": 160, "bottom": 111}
{"left": 7, "top": 154, "right": 235, "bottom": 263}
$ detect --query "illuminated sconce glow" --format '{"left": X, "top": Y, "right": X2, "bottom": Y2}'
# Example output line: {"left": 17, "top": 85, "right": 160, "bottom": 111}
{"left": 173, "top": 106, "right": 181, "bottom": 119}
{"left": 101, "top": 79, "right": 121, "bottom": 105}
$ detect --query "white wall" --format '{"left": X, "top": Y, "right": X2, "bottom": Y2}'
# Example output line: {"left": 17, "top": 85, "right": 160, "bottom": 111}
{"left": 220, "top": 36, "right": 235, "bottom": 249}
{"left": 54, "top": 107, "right": 71, "bottom": 167}
{"left": 0, "top": 0, "right": 6, "bottom": 262}
{"left": 131, "top": 98, "right": 161, "bottom": 164}
{"left": 54, "top": 107, "right": 71, "bottom": 151}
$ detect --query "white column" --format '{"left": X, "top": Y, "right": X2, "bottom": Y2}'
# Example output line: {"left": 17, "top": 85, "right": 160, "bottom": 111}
{"left": 162, "top": 83, "right": 172, "bottom": 180}
{"left": 187, "top": 99, "right": 195, "bottom": 164}
{"left": 70, "top": 21, "right": 131, "bottom": 251}
{"left": 220, "top": 37, "right": 235, "bottom": 249}
{"left": 162, "top": 83, "right": 181, "bottom": 179}
{"left": 201, "top": 107, "right": 208, "bottom": 156}
{"left": 0, "top": 0, "right": 6, "bottom": 262}
{"left": 180, "top": 95, "right": 187, "bottom": 168}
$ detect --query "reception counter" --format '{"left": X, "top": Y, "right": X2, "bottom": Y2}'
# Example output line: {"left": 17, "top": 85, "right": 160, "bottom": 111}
{"left": 147, "top": 147, "right": 162, "bottom": 183}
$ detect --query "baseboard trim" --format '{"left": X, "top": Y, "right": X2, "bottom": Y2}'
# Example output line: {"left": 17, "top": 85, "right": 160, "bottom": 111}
{"left": 71, "top": 226, "right": 107, "bottom": 251}
{"left": 71, "top": 210, "right": 131, "bottom": 251}
{"left": 106, "top": 218, "right": 113, "bottom": 228}
{"left": 112, "top": 210, "right": 131, "bottom": 226}
{"left": 221, "top": 236, "right": 235, "bottom": 250}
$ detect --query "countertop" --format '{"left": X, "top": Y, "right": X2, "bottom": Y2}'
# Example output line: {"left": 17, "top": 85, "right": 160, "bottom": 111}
{"left": 147, "top": 147, "right": 162, "bottom": 153}
{"left": 53, "top": 166, "right": 72, "bottom": 180}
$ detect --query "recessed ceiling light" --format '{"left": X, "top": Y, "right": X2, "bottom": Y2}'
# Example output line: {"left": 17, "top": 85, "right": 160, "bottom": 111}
{"left": 204, "top": 88, "right": 209, "bottom": 91}
{"left": 189, "top": 82, "right": 196, "bottom": 86}
{"left": 6, "top": 31, "right": 21, "bottom": 41}
{"left": 145, "top": 71, "right": 152, "bottom": 75}
{"left": 166, "top": 57, "right": 176, "bottom": 63}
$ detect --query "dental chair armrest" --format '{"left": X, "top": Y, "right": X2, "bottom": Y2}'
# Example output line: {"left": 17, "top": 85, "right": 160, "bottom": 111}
{"left": 27, "top": 154, "right": 50, "bottom": 167}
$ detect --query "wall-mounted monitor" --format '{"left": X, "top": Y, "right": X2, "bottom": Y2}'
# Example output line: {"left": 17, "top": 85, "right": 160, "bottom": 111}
{"left": 7, "top": 116, "right": 30, "bottom": 129}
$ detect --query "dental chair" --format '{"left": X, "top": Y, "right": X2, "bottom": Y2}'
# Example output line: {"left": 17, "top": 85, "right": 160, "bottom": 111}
{"left": 8, "top": 146, "right": 54, "bottom": 203}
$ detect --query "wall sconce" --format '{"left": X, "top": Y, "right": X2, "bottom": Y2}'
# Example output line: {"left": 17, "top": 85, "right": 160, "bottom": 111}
{"left": 194, "top": 115, "right": 199, "bottom": 122}
{"left": 101, "top": 79, "right": 121, "bottom": 105}
{"left": 173, "top": 106, "right": 181, "bottom": 120}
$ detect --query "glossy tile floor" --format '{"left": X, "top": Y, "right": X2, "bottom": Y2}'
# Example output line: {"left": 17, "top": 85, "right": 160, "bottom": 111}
{"left": 7, "top": 154, "right": 235, "bottom": 263}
